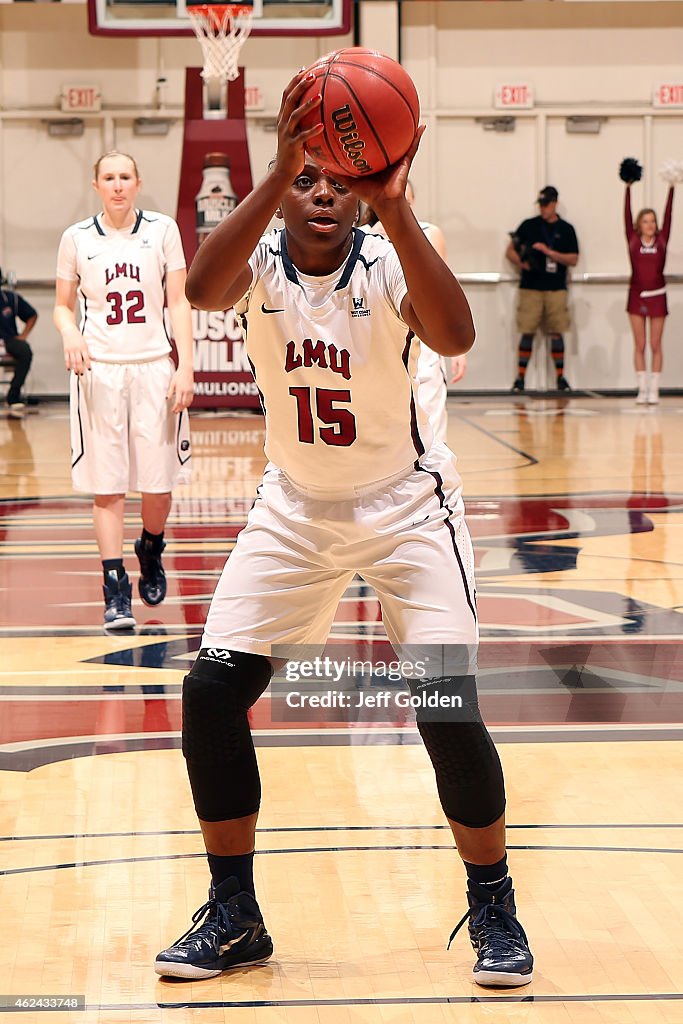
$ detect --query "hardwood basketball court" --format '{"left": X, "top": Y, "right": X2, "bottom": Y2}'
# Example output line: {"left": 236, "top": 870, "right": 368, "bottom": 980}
{"left": 2, "top": 393, "right": 682, "bottom": 1022}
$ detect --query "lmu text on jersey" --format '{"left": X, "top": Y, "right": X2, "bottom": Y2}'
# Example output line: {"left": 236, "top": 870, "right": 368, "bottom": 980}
{"left": 284, "top": 339, "right": 351, "bottom": 380}
{"left": 105, "top": 263, "right": 141, "bottom": 285}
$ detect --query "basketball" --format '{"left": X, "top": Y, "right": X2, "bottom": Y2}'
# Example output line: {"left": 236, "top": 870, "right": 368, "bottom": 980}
{"left": 298, "top": 48, "right": 420, "bottom": 178}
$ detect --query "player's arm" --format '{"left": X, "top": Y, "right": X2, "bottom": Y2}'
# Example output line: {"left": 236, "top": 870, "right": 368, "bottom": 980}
{"left": 397, "top": 213, "right": 474, "bottom": 355}
{"left": 450, "top": 353, "right": 467, "bottom": 383}
{"left": 396, "top": 220, "right": 475, "bottom": 356}
{"left": 419, "top": 223, "right": 466, "bottom": 368}
{"left": 186, "top": 72, "right": 324, "bottom": 312}
{"left": 54, "top": 276, "right": 91, "bottom": 374}
{"left": 423, "top": 222, "right": 447, "bottom": 261}
{"left": 335, "top": 132, "right": 474, "bottom": 356}
{"left": 166, "top": 268, "right": 195, "bottom": 412}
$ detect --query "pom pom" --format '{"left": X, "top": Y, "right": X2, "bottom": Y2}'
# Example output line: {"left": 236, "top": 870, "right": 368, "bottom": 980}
{"left": 658, "top": 159, "right": 683, "bottom": 185}
{"left": 619, "top": 157, "right": 642, "bottom": 184}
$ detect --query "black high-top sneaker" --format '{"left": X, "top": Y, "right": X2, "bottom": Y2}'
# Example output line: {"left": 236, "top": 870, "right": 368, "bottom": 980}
{"left": 103, "top": 571, "right": 136, "bottom": 630}
{"left": 448, "top": 877, "right": 534, "bottom": 987}
{"left": 155, "top": 877, "right": 273, "bottom": 980}
{"left": 135, "top": 536, "right": 167, "bottom": 606}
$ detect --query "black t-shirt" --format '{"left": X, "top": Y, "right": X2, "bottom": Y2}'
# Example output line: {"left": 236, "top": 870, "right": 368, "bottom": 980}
{"left": 513, "top": 216, "right": 579, "bottom": 291}
{"left": 0, "top": 289, "right": 37, "bottom": 343}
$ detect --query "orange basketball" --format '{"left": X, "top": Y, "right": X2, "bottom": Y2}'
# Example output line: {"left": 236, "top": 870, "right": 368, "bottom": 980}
{"left": 298, "top": 48, "right": 420, "bottom": 178}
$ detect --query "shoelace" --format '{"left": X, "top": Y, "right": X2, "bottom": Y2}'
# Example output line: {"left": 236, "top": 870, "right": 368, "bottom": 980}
{"left": 447, "top": 900, "right": 529, "bottom": 954}
{"left": 173, "top": 896, "right": 233, "bottom": 952}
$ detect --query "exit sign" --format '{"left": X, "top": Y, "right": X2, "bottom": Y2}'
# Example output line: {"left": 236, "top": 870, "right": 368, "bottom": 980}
{"left": 61, "top": 85, "right": 101, "bottom": 113}
{"left": 653, "top": 83, "right": 683, "bottom": 107}
{"left": 494, "top": 83, "right": 534, "bottom": 110}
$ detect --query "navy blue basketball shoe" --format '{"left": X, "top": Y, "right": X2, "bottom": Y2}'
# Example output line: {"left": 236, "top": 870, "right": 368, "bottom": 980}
{"left": 155, "top": 877, "right": 273, "bottom": 979}
{"left": 135, "top": 536, "right": 167, "bottom": 606}
{"left": 103, "top": 571, "right": 136, "bottom": 630}
{"left": 449, "top": 877, "right": 534, "bottom": 987}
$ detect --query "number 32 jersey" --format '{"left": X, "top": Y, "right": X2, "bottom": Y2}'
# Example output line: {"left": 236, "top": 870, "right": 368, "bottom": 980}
{"left": 236, "top": 228, "right": 435, "bottom": 497}
{"left": 56, "top": 210, "right": 186, "bottom": 363}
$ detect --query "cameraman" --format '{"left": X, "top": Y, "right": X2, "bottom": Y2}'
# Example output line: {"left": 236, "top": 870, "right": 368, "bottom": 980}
{"left": 506, "top": 186, "right": 579, "bottom": 392}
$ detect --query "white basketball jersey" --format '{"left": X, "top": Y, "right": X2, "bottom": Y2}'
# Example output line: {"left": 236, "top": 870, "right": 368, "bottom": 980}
{"left": 56, "top": 210, "right": 186, "bottom": 363}
{"left": 235, "top": 228, "right": 434, "bottom": 496}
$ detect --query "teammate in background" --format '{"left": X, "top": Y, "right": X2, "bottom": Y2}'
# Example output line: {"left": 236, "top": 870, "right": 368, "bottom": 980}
{"left": 0, "top": 270, "right": 37, "bottom": 418}
{"left": 53, "top": 152, "right": 194, "bottom": 630}
{"left": 155, "top": 72, "right": 534, "bottom": 988}
{"left": 361, "top": 183, "right": 466, "bottom": 444}
{"left": 624, "top": 181, "right": 675, "bottom": 405}
{"left": 507, "top": 186, "right": 579, "bottom": 393}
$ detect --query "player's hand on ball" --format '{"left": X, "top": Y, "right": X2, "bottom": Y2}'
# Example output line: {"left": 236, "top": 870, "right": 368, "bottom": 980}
{"left": 274, "top": 72, "right": 323, "bottom": 181}
{"left": 329, "top": 125, "right": 425, "bottom": 210}
{"left": 62, "top": 326, "right": 91, "bottom": 375}
{"left": 168, "top": 365, "right": 195, "bottom": 412}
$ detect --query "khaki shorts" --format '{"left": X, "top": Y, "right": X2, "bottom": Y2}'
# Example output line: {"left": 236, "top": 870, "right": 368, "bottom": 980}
{"left": 517, "top": 289, "right": 570, "bottom": 335}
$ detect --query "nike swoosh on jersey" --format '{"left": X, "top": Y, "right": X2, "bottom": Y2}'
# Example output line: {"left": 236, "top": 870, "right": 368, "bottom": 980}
{"left": 261, "top": 304, "right": 285, "bottom": 314}
{"left": 87, "top": 253, "right": 104, "bottom": 260}
{"left": 218, "top": 932, "right": 249, "bottom": 954}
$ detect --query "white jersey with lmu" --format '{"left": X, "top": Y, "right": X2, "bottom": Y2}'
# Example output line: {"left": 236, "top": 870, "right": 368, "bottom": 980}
{"left": 56, "top": 209, "right": 186, "bottom": 363}
{"left": 236, "top": 227, "right": 435, "bottom": 497}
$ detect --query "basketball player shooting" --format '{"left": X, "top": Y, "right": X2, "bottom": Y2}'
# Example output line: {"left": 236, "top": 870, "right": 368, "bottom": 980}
{"left": 155, "top": 69, "right": 534, "bottom": 987}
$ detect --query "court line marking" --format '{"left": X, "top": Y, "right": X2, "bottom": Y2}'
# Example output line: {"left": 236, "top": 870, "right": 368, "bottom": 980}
{"left": 53, "top": 994, "right": 683, "bottom": 1010}
{"left": 3, "top": 843, "right": 683, "bottom": 877}
{"left": 2, "top": 823, "right": 681, "bottom": 843}
{"left": 2, "top": 720, "right": 681, "bottom": 753}
{"left": 453, "top": 414, "right": 538, "bottom": 466}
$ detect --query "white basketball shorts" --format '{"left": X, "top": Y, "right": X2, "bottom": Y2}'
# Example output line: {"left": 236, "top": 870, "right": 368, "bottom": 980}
{"left": 202, "top": 442, "right": 478, "bottom": 656}
{"left": 70, "top": 357, "right": 192, "bottom": 495}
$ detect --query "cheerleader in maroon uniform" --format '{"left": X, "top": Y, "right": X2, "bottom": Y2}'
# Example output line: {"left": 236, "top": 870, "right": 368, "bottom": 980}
{"left": 622, "top": 158, "right": 675, "bottom": 404}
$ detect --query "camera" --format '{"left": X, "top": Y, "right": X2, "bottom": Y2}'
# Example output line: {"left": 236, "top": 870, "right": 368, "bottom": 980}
{"left": 509, "top": 233, "right": 545, "bottom": 272}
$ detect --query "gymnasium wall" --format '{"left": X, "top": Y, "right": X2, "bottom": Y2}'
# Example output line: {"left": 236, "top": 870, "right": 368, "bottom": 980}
{"left": 0, "top": 0, "right": 682, "bottom": 395}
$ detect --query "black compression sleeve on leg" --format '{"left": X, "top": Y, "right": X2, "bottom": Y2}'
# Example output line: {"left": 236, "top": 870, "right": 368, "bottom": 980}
{"left": 182, "top": 649, "right": 273, "bottom": 822}
{"left": 415, "top": 678, "right": 505, "bottom": 828}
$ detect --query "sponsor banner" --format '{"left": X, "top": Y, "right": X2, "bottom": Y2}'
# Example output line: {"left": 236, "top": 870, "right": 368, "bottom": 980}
{"left": 176, "top": 68, "right": 259, "bottom": 409}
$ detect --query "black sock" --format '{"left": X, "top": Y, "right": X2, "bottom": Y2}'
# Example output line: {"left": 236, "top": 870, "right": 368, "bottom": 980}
{"left": 102, "top": 559, "right": 125, "bottom": 581}
{"left": 141, "top": 528, "right": 164, "bottom": 552}
{"left": 207, "top": 851, "right": 255, "bottom": 897}
{"left": 465, "top": 854, "right": 509, "bottom": 891}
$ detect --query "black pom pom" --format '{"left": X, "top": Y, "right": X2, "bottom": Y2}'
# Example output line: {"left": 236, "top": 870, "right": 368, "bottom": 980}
{"left": 620, "top": 157, "right": 642, "bottom": 184}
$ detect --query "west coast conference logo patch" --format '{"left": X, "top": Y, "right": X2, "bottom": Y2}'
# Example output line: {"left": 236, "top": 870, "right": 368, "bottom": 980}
{"left": 351, "top": 297, "right": 371, "bottom": 318}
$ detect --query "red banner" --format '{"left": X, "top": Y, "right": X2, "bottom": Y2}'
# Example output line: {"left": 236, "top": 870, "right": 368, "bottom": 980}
{"left": 176, "top": 68, "right": 260, "bottom": 409}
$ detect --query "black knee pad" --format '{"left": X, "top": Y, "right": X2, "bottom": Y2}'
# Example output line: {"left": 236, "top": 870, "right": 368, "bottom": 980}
{"left": 418, "top": 710, "right": 506, "bottom": 829}
{"left": 182, "top": 649, "right": 272, "bottom": 822}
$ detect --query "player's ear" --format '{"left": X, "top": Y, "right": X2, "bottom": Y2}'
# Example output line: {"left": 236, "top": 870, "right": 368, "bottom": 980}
{"left": 353, "top": 204, "right": 360, "bottom": 224}
{"left": 275, "top": 206, "right": 284, "bottom": 220}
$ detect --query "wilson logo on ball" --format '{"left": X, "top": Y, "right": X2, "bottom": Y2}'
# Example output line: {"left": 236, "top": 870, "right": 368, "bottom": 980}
{"left": 331, "top": 104, "right": 372, "bottom": 174}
